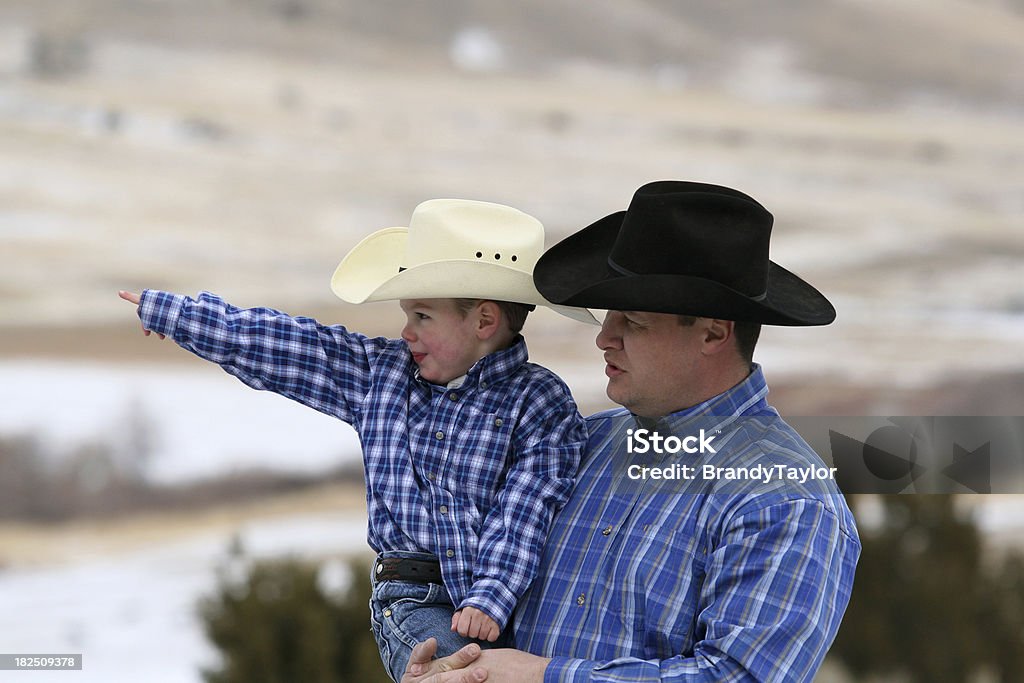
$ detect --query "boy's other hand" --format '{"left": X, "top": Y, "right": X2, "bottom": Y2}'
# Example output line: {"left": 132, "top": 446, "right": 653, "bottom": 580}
{"left": 451, "top": 607, "right": 500, "bottom": 642}
{"left": 118, "top": 290, "right": 165, "bottom": 339}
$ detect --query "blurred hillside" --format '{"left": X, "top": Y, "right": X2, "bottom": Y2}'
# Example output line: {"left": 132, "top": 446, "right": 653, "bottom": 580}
{"left": 5, "top": 0, "right": 1024, "bottom": 109}
{"left": 0, "top": 0, "right": 1022, "bottom": 413}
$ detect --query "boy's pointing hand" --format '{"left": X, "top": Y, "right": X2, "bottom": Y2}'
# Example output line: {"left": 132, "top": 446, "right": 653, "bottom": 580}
{"left": 118, "top": 290, "right": 165, "bottom": 339}
{"left": 118, "top": 290, "right": 141, "bottom": 305}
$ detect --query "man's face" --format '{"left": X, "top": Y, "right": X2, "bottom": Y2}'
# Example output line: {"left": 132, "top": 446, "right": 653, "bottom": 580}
{"left": 596, "top": 310, "right": 708, "bottom": 418}
{"left": 399, "top": 298, "right": 483, "bottom": 385}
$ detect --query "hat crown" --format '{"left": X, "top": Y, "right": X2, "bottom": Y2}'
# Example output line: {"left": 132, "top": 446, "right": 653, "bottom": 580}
{"left": 403, "top": 199, "right": 543, "bottom": 273}
{"left": 608, "top": 182, "right": 773, "bottom": 298}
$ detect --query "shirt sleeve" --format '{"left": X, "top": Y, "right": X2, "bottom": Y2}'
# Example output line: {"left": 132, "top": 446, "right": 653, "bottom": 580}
{"left": 137, "top": 289, "right": 385, "bottom": 424}
{"left": 542, "top": 498, "right": 860, "bottom": 683}
{"left": 457, "top": 380, "right": 587, "bottom": 630}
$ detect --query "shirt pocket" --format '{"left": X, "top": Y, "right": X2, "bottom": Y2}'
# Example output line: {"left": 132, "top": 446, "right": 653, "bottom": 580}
{"left": 452, "top": 410, "right": 514, "bottom": 495}
{"left": 608, "top": 522, "right": 704, "bottom": 658}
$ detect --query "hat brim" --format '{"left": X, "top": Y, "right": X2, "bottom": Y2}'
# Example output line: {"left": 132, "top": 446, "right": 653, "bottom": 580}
{"left": 534, "top": 212, "right": 836, "bottom": 326}
{"left": 332, "top": 228, "right": 598, "bottom": 324}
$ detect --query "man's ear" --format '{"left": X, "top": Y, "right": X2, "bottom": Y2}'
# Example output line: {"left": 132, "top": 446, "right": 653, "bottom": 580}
{"left": 700, "top": 319, "right": 734, "bottom": 355}
{"left": 475, "top": 301, "right": 502, "bottom": 341}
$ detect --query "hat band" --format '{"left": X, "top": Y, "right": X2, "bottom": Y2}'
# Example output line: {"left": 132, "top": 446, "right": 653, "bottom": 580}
{"left": 395, "top": 266, "right": 536, "bottom": 310}
{"left": 607, "top": 257, "right": 769, "bottom": 302}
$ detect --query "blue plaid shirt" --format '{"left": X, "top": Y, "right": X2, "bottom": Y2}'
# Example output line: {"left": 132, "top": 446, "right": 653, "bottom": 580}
{"left": 514, "top": 365, "right": 860, "bottom": 682}
{"left": 138, "top": 290, "right": 585, "bottom": 629}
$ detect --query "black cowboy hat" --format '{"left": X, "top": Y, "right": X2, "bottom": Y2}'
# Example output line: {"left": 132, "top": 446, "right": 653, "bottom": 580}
{"left": 533, "top": 180, "right": 836, "bottom": 326}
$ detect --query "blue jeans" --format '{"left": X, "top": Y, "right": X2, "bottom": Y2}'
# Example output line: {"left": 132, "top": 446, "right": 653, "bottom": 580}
{"left": 369, "top": 551, "right": 505, "bottom": 682}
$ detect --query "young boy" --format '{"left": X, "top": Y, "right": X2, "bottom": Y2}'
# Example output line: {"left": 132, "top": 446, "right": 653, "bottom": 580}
{"left": 119, "top": 198, "right": 592, "bottom": 681}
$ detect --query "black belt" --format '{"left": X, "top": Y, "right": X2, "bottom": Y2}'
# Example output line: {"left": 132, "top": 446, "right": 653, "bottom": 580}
{"left": 374, "top": 556, "right": 443, "bottom": 584}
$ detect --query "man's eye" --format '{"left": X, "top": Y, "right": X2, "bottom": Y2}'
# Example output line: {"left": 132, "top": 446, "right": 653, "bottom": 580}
{"left": 416, "top": 313, "right": 429, "bottom": 320}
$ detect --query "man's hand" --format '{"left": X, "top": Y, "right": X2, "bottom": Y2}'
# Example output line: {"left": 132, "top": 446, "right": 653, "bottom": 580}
{"left": 451, "top": 607, "right": 500, "bottom": 642}
{"left": 471, "top": 650, "right": 550, "bottom": 683}
{"left": 401, "top": 638, "right": 487, "bottom": 683}
{"left": 401, "top": 639, "right": 550, "bottom": 683}
{"left": 118, "top": 290, "right": 165, "bottom": 339}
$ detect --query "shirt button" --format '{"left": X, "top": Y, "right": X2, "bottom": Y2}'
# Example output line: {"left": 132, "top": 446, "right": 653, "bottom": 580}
{"left": 439, "top": 505, "right": 448, "bottom": 514}
{"left": 446, "top": 549, "right": 455, "bottom": 558}
{"left": 376, "top": 563, "right": 384, "bottom": 575}
{"left": 480, "top": 381, "right": 488, "bottom": 389}
{"left": 435, "top": 431, "right": 444, "bottom": 440}
{"left": 494, "top": 418, "right": 503, "bottom": 427}
{"left": 601, "top": 526, "right": 613, "bottom": 536}
{"left": 576, "top": 593, "right": 586, "bottom": 606}
{"left": 427, "top": 472, "right": 436, "bottom": 481}
{"left": 449, "top": 393, "right": 458, "bottom": 401}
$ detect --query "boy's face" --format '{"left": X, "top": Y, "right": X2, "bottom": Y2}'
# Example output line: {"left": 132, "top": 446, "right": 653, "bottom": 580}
{"left": 399, "top": 299, "right": 485, "bottom": 385}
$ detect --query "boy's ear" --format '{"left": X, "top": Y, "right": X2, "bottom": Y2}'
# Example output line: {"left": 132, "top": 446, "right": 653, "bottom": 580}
{"left": 474, "top": 301, "right": 502, "bottom": 341}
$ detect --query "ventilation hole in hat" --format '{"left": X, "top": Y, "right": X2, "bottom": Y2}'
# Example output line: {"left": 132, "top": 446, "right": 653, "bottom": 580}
{"left": 476, "top": 252, "right": 482, "bottom": 258}
{"left": 511, "top": 255, "right": 517, "bottom": 262}
{"left": 494, "top": 253, "right": 501, "bottom": 260}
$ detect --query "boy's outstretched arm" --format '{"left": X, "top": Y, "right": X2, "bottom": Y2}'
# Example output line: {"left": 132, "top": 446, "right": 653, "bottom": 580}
{"left": 115, "top": 288, "right": 385, "bottom": 425}
{"left": 118, "top": 290, "right": 165, "bottom": 339}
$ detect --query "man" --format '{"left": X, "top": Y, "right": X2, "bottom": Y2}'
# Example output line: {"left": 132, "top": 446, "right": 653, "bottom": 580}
{"left": 402, "top": 181, "right": 861, "bottom": 683}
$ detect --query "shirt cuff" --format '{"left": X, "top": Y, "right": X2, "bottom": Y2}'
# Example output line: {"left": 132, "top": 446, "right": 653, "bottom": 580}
{"left": 458, "top": 578, "right": 518, "bottom": 630}
{"left": 138, "top": 289, "right": 186, "bottom": 337}
{"left": 544, "top": 657, "right": 598, "bottom": 683}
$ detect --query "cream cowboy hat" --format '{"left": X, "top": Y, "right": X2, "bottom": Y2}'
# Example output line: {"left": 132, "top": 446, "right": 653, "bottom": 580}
{"left": 331, "top": 199, "right": 597, "bottom": 324}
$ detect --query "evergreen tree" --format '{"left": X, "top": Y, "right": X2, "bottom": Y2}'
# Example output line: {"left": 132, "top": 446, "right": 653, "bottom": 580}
{"left": 830, "top": 495, "right": 1024, "bottom": 682}
{"left": 199, "top": 553, "right": 389, "bottom": 683}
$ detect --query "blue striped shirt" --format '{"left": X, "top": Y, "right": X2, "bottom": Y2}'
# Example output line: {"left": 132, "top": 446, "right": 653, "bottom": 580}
{"left": 513, "top": 366, "right": 860, "bottom": 682}
{"left": 138, "top": 290, "right": 585, "bottom": 629}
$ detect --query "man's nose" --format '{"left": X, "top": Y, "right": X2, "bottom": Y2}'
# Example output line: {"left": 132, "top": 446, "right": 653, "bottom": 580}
{"left": 596, "top": 313, "right": 621, "bottom": 350}
{"left": 401, "top": 325, "right": 416, "bottom": 343}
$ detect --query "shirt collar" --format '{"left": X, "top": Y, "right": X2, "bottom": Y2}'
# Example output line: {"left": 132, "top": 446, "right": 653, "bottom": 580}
{"left": 414, "top": 335, "right": 529, "bottom": 390}
{"left": 466, "top": 334, "right": 529, "bottom": 389}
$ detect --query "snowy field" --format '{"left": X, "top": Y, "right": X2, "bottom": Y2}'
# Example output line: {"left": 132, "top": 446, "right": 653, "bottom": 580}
{"left": 0, "top": 359, "right": 363, "bottom": 484}
{"left": 0, "top": 510, "right": 370, "bottom": 683}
